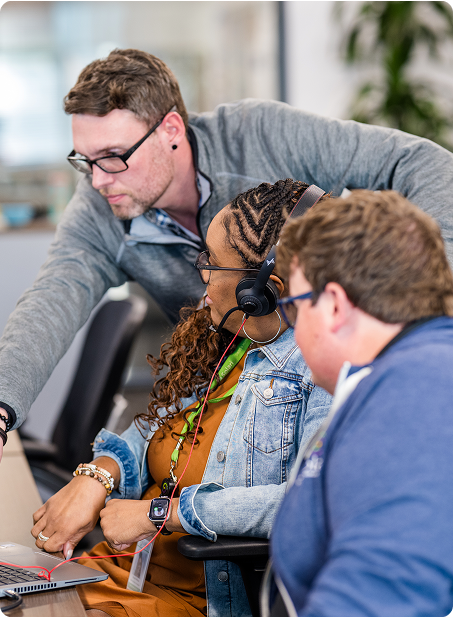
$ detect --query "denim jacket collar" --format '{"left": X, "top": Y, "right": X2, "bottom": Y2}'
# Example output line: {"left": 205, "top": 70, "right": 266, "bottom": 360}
{"left": 245, "top": 327, "right": 299, "bottom": 370}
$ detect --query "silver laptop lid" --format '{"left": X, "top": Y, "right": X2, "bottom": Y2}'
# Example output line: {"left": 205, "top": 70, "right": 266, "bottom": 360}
{"left": 0, "top": 542, "right": 108, "bottom": 596}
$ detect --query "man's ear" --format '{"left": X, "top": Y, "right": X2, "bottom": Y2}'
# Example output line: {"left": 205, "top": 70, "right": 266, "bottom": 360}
{"left": 161, "top": 111, "right": 185, "bottom": 148}
{"left": 323, "top": 282, "right": 354, "bottom": 334}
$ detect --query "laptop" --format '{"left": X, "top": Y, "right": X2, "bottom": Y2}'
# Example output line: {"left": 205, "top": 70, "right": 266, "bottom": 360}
{"left": 0, "top": 542, "right": 108, "bottom": 596}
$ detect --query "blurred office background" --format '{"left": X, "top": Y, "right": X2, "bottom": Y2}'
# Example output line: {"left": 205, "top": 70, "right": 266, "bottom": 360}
{"left": 1, "top": 1, "right": 452, "bottom": 440}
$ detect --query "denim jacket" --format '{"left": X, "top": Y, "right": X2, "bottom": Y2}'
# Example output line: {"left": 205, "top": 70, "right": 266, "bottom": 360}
{"left": 92, "top": 328, "right": 332, "bottom": 617}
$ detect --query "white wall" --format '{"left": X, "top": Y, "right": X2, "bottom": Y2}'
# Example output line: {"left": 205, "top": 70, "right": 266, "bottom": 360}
{"left": 284, "top": 1, "right": 357, "bottom": 119}
{"left": 284, "top": 1, "right": 453, "bottom": 122}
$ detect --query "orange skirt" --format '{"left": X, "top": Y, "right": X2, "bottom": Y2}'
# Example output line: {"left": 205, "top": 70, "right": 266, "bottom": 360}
{"left": 77, "top": 539, "right": 206, "bottom": 617}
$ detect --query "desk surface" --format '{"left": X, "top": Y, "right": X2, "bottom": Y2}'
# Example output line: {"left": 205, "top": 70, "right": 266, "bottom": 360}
{"left": 0, "top": 432, "right": 86, "bottom": 616}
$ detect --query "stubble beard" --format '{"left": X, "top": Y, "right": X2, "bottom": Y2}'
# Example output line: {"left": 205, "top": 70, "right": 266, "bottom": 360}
{"left": 102, "top": 182, "right": 170, "bottom": 220}
{"left": 108, "top": 195, "right": 153, "bottom": 220}
{"left": 102, "top": 163, "right": 173, "bottom": 221}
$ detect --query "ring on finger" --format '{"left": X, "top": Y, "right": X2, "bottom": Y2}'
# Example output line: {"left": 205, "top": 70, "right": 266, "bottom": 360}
{"left": 38, "top": 531, "right": 50, "bottom": 542}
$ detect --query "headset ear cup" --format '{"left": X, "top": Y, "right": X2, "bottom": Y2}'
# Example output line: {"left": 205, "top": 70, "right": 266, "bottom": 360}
{"left": 236, "top": 277, "right": 263, "bottom": 316}
{"left": 236, "top": 277, "right": 280, "bottom": 317}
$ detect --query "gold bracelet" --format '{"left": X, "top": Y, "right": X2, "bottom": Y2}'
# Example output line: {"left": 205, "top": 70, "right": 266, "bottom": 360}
{"left": 73, "top": 464, "right": 113, "bottom": 495}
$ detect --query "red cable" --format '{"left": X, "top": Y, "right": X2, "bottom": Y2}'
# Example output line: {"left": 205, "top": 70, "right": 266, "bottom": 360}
{"left": 1, "top": 316, "right": 247, "bottom": 582}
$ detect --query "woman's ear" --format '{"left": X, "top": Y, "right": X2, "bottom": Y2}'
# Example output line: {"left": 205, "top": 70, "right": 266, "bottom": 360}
{"left": 269, "top": 274, "right": 285, "bottom": 297}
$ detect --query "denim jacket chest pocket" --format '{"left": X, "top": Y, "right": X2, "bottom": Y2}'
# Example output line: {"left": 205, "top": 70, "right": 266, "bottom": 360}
{"left": 241, "top": 372, "right": 305, "bottom": 486}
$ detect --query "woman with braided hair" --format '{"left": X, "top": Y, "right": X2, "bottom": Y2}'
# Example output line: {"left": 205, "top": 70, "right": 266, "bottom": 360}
{"left": 31, "top": 179, "right": 332, "bottom": 617}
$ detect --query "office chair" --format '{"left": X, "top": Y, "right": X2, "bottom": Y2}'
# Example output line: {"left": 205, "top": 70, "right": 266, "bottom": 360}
{"left": 21, "top": 294, "right": 148, "bottom": 496}
{"left": 178, "top": 535, "right": 269, "bottom": 617}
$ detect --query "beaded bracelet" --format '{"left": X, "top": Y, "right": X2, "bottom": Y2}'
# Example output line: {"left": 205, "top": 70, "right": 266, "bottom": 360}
{"left": 74, "top": 463, "right": 115, "bottom": 488}
{"left": 73, "top": 463, "right": 115, "bottom": 496}
{"left": 0, "top": 427, "right": 7, "bottom": 447}
{"left": 0, "top": 413, "right": 10, "bottom": 431}
{"left": 73, "top": 466, "right": 113, "bottom": 496}
{"left": 81, "top": 463, "right": 115, "bottom": 491}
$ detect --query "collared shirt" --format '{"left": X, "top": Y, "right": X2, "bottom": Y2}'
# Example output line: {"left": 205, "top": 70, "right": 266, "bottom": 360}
{"left": 151, "top": 170, "right": 212, "bottom": 245}
{"left": 118, "top": 170, "right": 212, "bottom": 259}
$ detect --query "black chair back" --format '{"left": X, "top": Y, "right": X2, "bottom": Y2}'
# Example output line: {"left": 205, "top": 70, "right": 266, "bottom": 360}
{"left": 51, "top": 295, "right": 147, "bottom": 470}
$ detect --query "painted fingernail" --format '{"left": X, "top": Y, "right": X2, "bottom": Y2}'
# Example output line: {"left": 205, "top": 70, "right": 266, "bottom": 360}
{"left": 65, "top": 549, "right": 73, "bottom": 560}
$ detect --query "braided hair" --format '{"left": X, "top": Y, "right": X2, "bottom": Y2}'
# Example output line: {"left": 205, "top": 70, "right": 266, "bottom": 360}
{"left": 224, "top": 178, "right": 310, "bottom": 268}
{"left": 135, "top": 179, "right": 313, "bottom": 440}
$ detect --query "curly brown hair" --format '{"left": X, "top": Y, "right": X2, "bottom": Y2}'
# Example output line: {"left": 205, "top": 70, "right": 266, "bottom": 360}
{"left": 135, "top": 179, "right": 316, "bottom": 441}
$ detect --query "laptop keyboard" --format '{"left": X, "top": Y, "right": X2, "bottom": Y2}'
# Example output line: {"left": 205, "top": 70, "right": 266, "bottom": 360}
{"left": 0, "top": 564, "right": 42, "bottom": 585}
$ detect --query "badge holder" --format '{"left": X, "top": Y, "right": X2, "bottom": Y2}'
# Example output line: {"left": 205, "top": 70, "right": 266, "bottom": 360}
{"left": 126, "top": 537, "right": 154, "bottom": 592}
{"left": 126, "top": 478, "right": 177, "bottom": 593}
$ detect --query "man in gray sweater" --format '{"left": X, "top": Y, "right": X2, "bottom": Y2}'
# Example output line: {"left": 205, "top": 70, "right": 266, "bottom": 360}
{"left": 1, "top": 48, "right": 452, "bottom": 460}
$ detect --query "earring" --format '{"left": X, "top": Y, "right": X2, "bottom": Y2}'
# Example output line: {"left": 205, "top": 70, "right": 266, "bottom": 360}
{"left": 172, "top": 144, "right": 178, "bottom": 150}
{"left": 242, "top": 310, "right": 282, "bottom": 345}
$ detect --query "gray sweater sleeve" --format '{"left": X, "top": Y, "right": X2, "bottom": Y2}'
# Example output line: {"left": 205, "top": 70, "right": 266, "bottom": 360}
{"left": 204, "top": 100, "right": 453, "bottom": 263}
{"left": 268, "top": 103, "right": 453, "bottom": 264}
{"left": 0, "top": 178, "right": 127, "bottom": 428}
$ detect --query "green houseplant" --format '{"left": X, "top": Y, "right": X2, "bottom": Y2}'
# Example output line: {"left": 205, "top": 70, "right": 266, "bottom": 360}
{"left": 338, "top": 1, "right": 453, "bottom": 149}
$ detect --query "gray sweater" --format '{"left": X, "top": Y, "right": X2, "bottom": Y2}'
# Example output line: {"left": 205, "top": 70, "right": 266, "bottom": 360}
{"left": 1, "top": 99, "right": 453, "bottom": 429}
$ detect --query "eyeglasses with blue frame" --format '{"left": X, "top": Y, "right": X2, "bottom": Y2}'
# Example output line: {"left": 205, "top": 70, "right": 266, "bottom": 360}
{"left": 277, "top": 291, "right": 313, "bottom": 328}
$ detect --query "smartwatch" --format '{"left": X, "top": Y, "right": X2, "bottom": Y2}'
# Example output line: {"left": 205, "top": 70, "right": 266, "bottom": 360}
{"left": 148, "top": 497, "right": 172, "bottom": 535}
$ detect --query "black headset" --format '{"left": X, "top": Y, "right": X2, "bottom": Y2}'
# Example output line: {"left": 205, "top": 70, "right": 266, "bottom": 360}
{"left": 235, "top": 184, "right": 326, "bottom": 318}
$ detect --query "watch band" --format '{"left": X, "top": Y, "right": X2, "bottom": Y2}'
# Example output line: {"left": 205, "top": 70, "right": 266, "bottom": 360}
{"left": 154, "top": 522, "right": 172, "bottom": 536}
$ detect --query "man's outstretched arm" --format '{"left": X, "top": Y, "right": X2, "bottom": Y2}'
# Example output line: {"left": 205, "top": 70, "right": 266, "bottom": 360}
{"left": 0, "top": 179, "right": 127, "bottom": 434}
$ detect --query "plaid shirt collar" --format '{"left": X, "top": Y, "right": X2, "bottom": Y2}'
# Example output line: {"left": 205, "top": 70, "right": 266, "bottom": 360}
{"left": 142, "top": 169, "right": 211, "bottom": 248}
{"left": 144, "top": 208, "right": 202, "bottom": 247}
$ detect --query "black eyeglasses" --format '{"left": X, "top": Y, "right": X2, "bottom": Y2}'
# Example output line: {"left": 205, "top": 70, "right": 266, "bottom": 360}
{"left": 67, "top": 106, "right": 175, "bottom": 174}
{"left": 194, "top": 250, "right": 260, "bottom": 285}
{"left": 277, "top": 291, "right": 313, "bottom": 327}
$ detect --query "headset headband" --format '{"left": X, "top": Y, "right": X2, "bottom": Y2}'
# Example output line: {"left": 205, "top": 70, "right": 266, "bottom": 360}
{"left": 281, "top": 184, "right": 326, "bottom": 238}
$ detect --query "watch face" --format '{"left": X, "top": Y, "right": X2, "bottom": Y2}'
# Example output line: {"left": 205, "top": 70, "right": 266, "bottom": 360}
{"left": 150, "top": 497, "right": 169, "bottom": 521}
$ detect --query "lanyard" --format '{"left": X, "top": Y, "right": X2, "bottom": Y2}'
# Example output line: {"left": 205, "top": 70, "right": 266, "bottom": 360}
{"left": 169, "top": 337, "right": 252, "bottom": 480}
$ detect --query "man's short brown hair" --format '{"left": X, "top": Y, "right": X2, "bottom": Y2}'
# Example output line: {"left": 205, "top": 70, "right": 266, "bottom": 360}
{"left": 277, "top": 190, "right": 453, "bottom": 323}
{"left": 64, "top": 48, "right": 188, "bottom": 129}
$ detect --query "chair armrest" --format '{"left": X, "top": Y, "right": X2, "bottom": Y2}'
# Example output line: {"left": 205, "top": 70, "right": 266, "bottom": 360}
{"left": 177, "top": 535, "right": 269, "bottom": 561}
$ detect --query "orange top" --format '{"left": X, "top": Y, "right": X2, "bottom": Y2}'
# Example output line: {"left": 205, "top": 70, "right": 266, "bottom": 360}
{"left": 78, "top": 355, "right": 246, "bottom": 617}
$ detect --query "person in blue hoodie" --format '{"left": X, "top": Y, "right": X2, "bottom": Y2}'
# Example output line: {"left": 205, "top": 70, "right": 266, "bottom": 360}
{"left": 265, "top": 189, "right": 453, "bottom": 617}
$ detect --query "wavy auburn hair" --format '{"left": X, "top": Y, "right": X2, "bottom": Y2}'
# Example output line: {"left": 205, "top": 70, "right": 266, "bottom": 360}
{"left": 135, "top": 179, "right": 315, "bottom": 440}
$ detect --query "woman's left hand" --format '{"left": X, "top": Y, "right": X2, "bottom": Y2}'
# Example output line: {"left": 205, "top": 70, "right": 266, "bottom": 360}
{"left": 100, "top": 499, "right": 157, "bottom": 551}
